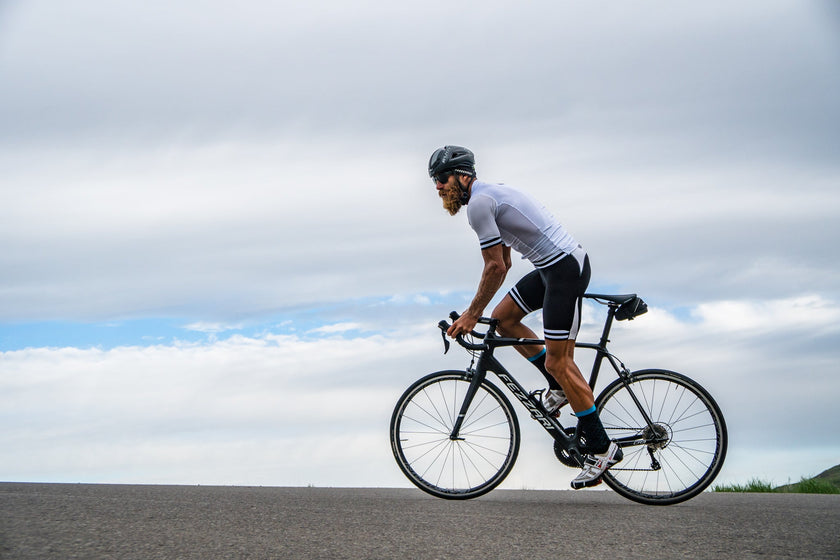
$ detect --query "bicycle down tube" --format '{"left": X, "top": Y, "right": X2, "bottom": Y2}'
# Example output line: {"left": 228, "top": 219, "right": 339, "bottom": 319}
{"left": 443, "top": 319, "right": 581, "bottom": 457}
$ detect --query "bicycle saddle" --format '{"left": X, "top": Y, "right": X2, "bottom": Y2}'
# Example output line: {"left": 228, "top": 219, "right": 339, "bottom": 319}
{"left": 584, "top": 293, "right": 637, "bottom": 304}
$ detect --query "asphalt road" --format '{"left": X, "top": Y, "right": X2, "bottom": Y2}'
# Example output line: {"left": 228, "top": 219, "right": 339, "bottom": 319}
{"left": 1, "top": 483, "right": 838, "bottom": 560}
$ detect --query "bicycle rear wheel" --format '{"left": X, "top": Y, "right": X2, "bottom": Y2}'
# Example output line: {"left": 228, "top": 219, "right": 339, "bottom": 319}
{"left": 390, "top": 371, "right": 520, "bottom": 499}
{"left": 595, "top": 369, "right": 727, "bottom": 505}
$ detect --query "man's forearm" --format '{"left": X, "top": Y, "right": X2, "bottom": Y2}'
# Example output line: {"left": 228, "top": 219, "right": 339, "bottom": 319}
{"left": 466, "top": 261, "right": 507, "bottom": 317}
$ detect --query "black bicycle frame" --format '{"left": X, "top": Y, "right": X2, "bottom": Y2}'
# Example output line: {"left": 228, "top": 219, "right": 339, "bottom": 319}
{"left": 446, "top": 326, "right": 586, "bottom": 463}
{"left": 446, "top": 300, "right": 656, "bottom": 458}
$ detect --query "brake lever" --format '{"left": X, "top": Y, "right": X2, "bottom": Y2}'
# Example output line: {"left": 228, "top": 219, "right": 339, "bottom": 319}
{"left": 447, "top": 311, "right": 485, "bottom": 339}
{"left": 437, "top": 320, "right": 451, "bottom": 354}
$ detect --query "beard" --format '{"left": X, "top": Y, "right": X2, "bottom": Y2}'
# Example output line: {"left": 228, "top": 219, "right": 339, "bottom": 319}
{"left": 439, "top": 185, "right": 464, "bottom": 216}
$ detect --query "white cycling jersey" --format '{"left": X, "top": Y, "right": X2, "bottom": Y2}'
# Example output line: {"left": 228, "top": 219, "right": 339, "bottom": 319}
{"left": 466, "top": 181, "right": 579, "bottom": 268}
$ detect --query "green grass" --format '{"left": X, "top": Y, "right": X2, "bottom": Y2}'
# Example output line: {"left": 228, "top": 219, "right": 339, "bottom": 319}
{"left": 714, "top": 464, "right": 840, "bottom": 494}
{"left": 816, "top": 464, "right": 840, "bottom": 486}
{"left": 780, "top": 477, "right": 840, "bottom": 495}
{"left": 714, "top": 478, "right": 775, "bottom": 493}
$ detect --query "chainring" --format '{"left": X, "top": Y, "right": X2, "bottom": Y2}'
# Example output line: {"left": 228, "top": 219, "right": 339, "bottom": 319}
{"left": 553, "top": 427, "right": 585, "bottom": 468}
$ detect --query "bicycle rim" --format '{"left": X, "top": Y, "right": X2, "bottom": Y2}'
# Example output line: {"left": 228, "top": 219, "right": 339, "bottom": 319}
{"left": 596, "top": 369, "right": 727, "bottom": 505}
{"left": 390, "top": 371, "right": 520, "bottom": 500}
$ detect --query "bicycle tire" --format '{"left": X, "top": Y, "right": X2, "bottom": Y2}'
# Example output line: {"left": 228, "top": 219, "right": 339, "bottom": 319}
{"left": 390, "top": 370, "right": 520, "bottom": 499}
{"left": 595, "top": 369, "right": 727, "bottom": 505}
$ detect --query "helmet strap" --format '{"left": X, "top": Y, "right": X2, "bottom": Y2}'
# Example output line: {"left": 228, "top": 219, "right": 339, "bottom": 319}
{"left": 457, "top": 174, "right": 475, "bottom": 204}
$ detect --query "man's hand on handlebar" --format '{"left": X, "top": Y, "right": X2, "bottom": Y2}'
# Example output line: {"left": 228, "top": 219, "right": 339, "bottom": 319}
{"left": 447, "top": 310, "right": 480, "bottom": 339}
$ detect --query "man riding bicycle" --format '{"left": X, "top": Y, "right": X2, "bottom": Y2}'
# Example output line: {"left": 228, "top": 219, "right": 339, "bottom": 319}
{"left": 429, "top": 145, "right": 622, "bottom": 488}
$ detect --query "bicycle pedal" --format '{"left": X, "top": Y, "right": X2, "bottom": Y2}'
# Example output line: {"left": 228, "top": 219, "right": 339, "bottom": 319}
{"left": 571, "top": 477, "right": 604, "bottom": 490}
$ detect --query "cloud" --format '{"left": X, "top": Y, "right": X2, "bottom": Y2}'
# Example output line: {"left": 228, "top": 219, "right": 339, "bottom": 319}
{"left": 1, "top": 294, "right": 838, "bottom": 487}
{"left": 1, "top": 132, "right": 837, "bottom": 322}
{"left": 307, "top": 322, "right": 363, "bottom": 335}
{"left": 0, "top": 326, "right": 440, "bottom": 485}
{"left": 1, "top": 0, "right": 838, "bottom": 488}
{"left": 1, "top": 2, "right": 837, "bottom": 324}
{"left": 2, "top": 1, "right": 837, "bottom": 159}
{"left": 692, "top": 295, "right": 840, "bottom": 336}
{"left": 183, "top": 322, "right": 245, "bottom": 334}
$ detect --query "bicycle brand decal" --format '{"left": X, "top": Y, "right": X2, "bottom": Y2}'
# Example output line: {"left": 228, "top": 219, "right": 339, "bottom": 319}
{"left": 496, "top": 373, "right": 555, "bottom": 430}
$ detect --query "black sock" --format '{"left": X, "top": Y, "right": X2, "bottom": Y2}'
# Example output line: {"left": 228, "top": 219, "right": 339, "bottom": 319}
{"left": 528, "top": 349, "right": 562, "bottom": 391}
{"left": 575, "top": 408, "right": 611, "bottom": 454}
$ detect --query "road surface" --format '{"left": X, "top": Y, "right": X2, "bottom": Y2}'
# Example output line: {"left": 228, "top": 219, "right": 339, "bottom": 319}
{"left": 1, "top": 483, "right": 837, "bottom": 559}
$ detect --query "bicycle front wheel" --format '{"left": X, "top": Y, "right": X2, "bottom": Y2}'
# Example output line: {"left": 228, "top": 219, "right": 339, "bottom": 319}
{"left": 596, "top": 369, "right": 727, "bottom": 505}
{"left": 390, "top": 371, "right": 520, "bottom": 499}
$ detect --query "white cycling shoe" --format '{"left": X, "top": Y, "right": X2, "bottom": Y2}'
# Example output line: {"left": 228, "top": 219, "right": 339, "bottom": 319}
{"left": 571, "top": 441, "right": 624, "bottom": 489}
{"left": 542, "top": 388, "right": 568, "bottom": 417}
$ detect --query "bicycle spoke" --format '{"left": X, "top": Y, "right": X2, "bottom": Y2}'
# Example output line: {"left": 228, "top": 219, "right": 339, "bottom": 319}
{"left": 462, "top": 390, "right": 491, "bottom": 426}
{"left": 597, "top": 370, "right": 727, "bottom": 504}
{"left": 420, "top": 386, "right": 453, "bottom": 432}
{"left": 414, "top": 439, "right": 451, "bottom": 479}
{"left": 391, "top": 373, "right": 519, "bottom": 499}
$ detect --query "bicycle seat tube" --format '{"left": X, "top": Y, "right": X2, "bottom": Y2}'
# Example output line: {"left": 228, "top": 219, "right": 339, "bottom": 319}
{"left": 577, "top": 302, "right": 659, "bottom": 430}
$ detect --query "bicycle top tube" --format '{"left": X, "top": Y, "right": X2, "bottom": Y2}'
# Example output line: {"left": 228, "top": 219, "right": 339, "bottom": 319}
{"left": 440, "top": 293, "right": 638, "bottom": 352}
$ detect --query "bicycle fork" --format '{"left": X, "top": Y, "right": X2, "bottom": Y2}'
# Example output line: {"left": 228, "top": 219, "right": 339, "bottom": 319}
{"left": 448, "top": 367, "right": 485, "bottom": 441}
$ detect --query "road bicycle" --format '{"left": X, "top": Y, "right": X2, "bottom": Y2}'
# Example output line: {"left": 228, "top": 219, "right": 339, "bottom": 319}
{"left": 389, "top": 293, "right": 727, "bottom": 505}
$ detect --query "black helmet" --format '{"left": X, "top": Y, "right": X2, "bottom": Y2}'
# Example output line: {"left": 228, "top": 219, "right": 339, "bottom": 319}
{"left": 428, "top": 145, "right": 476, "bottom": 178}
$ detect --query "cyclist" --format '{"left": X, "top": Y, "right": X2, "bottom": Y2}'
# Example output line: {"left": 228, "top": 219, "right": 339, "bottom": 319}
{"left": 429, "top": 145, "right": 622, "bottom": 488}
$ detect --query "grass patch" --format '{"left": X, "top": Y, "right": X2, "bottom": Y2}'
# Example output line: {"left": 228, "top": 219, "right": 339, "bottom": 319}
{"left": 715, "top": 473, "right": 840, "bottom": 494}
{"left": 714, "top": 464, "right": 840, "bottom": 494}
{"left": 783, "top": 477, "right": 840, "bottom": 495}
{"left": 714, "top": 478, "right": 775, "bottom": 493}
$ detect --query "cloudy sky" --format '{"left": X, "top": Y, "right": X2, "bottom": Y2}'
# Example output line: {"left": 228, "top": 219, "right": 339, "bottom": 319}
{"left": 1, "top": 0, "right": 838, "bottom": 490}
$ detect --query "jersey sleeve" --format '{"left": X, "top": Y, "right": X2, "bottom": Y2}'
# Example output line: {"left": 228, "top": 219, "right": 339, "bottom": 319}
{"left": 467, "top": 194, "right": 503, "bottom": 250}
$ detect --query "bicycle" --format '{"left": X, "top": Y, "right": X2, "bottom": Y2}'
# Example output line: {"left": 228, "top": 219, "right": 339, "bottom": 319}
{"left": 389, "top": 293, "right": 728, "bottom": 505}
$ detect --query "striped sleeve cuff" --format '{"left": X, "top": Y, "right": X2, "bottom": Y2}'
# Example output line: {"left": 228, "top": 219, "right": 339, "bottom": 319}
{"left": 479, "top": 236, "right": 503, "bottom": 250}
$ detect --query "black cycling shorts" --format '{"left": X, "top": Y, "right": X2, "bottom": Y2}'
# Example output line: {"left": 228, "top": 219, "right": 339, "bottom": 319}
{"left": 507, "top": 247, "right": 591, "bottom": 341}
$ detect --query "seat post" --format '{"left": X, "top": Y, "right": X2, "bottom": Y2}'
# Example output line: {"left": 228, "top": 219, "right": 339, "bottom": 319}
{"left": 581, "top": 304, "right": 620, "bottom": 391}
{"left": 597, "top": 304, "right": 619, "bottom": 349}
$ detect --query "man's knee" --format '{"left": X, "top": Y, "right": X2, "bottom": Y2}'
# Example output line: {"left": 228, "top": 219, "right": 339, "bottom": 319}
{"left": 491, "top": 305, "right": 510, "bottom": 323}
{"left": 545, "top": 354, "right": 570, "bottom": 377}
{"left": 545, "top": 342, "right": 577, "bottom": 377}
{"left": 491, "top": 298, "right": 522, "bottom": 333}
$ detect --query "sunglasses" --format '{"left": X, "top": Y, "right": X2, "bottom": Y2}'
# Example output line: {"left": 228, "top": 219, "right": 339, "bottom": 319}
{"left": 432, "top": 172, "right": 453, "bottom": 184}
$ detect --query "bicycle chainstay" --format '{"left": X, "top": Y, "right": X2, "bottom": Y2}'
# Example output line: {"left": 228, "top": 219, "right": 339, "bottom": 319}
{"left": 603, "top": 426, "right": 665, "bottom": 472}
